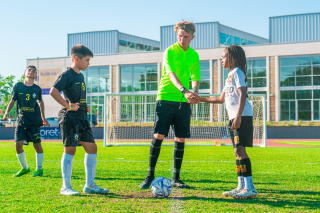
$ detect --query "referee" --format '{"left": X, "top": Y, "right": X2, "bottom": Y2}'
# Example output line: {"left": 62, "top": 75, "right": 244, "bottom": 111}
{"left": 140, "top": 21, "right": 200, "bottom": 189}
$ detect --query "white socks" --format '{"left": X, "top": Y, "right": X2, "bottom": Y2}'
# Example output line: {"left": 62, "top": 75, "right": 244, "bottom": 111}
{"left": 36, "top": 153, "right": 43, "bottom": 170}
{"left": 237, "top": 176, "right": 245, "bottom": 190}
{"left": 61, "top": 153, "right": 74, "bottom": 188}
{"left": 17, "top": 151, "right": 28, "bottom": 169}
{"left": 244, "top": 176, "right": 255, "bottom": 190}
{"left": 84, "top": 153, "right": 97, "bottom": 186}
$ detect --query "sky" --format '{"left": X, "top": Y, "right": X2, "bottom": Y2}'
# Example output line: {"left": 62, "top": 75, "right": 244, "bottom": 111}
{"left": 0, "top": 0, "right": 318, "bottom": 82}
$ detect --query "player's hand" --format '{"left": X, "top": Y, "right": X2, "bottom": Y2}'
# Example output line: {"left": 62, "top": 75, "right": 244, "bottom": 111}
{"left": 184, "top": 91, "right": 197, "bottom": 104}
{"left": 86, "top": 105, "right": 90, "bottom": 112}
{"left": 232, "top": 116, "right": 241, "bottom": 129}
{"left": 68, "top": 100, "right": 80, "bottom": 111}
{"left": 42, "top": 118, "right": 49, "bottom": 126}
{"left": 187, "top": 96, "right": 201, "bottom": 104}
{"left": 3, "top": 112, "right": 9, "bottom": 121}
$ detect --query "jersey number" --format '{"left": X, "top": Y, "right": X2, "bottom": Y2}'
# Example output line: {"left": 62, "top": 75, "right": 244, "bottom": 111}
{"left": 26, "top": 94, "right": 30, "bottom": 101}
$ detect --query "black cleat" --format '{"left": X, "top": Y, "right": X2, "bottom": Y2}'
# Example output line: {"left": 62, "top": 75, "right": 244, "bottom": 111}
{"left": 139, "top": 176, "right": 154, "bottom": 189}
{"left": 172, "top": 178, "right": 190, "bottom": 188}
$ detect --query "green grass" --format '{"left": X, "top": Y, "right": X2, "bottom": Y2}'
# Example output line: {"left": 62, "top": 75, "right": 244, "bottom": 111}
{"left": 0, "top": 142, "right": 320, "bottom": 212}
{"left": 274, "top": 141, "right": 320, "bottom": 147}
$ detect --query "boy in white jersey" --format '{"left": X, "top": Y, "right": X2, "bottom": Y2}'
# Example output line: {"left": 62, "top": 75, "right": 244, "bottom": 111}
{"left": 197, "top": 45, "right": 257, "bottom": 199}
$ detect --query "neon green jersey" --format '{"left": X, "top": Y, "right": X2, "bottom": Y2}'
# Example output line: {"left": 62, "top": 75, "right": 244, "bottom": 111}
{"left": 157, "top": 42, "right": 200, "bottom": 102}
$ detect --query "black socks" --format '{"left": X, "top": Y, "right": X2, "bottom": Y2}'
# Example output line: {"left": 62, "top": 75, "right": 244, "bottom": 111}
{"left": 147, "top": 137, "right": 163, "bottom": 178}
{"left": 173, "top": 141, "right": 185, "bottom": 180}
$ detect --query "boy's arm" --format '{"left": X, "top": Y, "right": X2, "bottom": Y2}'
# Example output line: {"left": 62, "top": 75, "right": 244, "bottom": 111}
{"left": 38, "top": 100, "right": 49, "bottom": 126}
{"left": 168, "top": 73, "right": 197, "bottom": 103}
{"left": 3, "top": 100, "right": 15, "bottom": 120}
{"left": 231, "top": 87, "right": 246, "bottom": 129}
{"left": 49, "top": 87, "right": 79, "bottom": 111}
{"left": 198, "top": 92, "right": 225, "bottom": 104}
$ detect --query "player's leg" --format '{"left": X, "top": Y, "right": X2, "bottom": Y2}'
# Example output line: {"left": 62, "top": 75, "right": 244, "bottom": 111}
{"left": 60, "top": 117, "right": 80, "bottom": 196}
{"left": 231, "top": 116, "right": 257, "bottom": 199}
{"left": 29, "top": 127, "right": 44, "bottom": 177}
{"left": 81, "top": 120, "right": 109, "bottom": 194}
{"left": 140, "top": 100, "right": 173, "bottom": 189}
{"left": 13, "top": 126, "right": 30, "bottom": 177}
{"left": 171, "top": 102, "right": 191, "bottom": 188}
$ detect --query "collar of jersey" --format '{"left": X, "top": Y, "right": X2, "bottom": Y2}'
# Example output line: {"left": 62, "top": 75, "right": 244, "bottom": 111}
{"left": 175, "top": 42, "right": 190, "bottom": 53}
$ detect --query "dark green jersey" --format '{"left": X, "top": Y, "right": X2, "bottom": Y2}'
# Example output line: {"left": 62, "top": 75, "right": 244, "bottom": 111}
{"left": 12, "top": 82, "right": 43, "bottom": 127}
{"left": 53, "top": 68, "right": 87, "bottom": 120}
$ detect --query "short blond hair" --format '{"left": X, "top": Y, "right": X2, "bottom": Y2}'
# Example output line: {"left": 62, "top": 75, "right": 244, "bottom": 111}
{"left": 174, "top": 21, "right": 196, "bottom": 35}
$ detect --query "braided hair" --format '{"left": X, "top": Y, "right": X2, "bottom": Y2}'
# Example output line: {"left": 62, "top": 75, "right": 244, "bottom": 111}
{"left": 225, "top": 45, "right": 247, "bottom": 81}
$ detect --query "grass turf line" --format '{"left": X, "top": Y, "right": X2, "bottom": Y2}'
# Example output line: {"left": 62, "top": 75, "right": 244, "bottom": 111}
{"left": 0, "top": 141, "right": 320, "bottom": 212}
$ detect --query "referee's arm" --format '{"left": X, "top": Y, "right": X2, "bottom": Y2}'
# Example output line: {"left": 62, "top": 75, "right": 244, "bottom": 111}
{"left": 168, "top": 73, "right": 197, "bottom": 103}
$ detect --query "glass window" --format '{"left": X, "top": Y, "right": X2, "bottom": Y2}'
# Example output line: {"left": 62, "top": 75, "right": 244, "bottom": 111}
{"left": 296, "top": 76, "right": 311, "bottom": 86}
{"left": 314, "top": 100, "right": 320, "bottom": 120}
{"left": 99, "top": 68, "right": 110, "bottom": 93}
{"left": 199, "top": 61, "right": 210, "bottom": 90}
{"left": 281, "top": 91, "right": 295, "bottom": 99}
{"left": 280, "top": 67, "right": 295, "bottom": 77}
{"left": 240, "top": 38, "right": 248, "bottom": 45}
{"left": 313, "top": 65, "right": 320, "bottom": 75}
{"left": 247, "top": 59, "right": 267, "bottom": 89}
{"left": 280, "top": 76, "right": 295, "bottom": 87}
{"left": 234, "top": 37, "right": 240, "bottom": 45}
{"left": 226, "top": 34, "right": 234, "bottom": 46}
{"left": 313, "top": 90, "right": 320, "bottom": 99}
{"left": 280, "top": 58, "right": 295, "bottom": 67}
{"left": 145, "top": 45, "right": 152, "bottom": 51}
{"left": 153, "top": 47, "right": 160, "bottom": 51}
{"left": 313, "top": 57, "right": 320, "bottom": 64}
{"left": 280, "top": 101, "right": 295, "bottom": 121}
{"left": 121, "top": 66, "right": 133, "bottom": 92}
{"left": 220, "top": 32, "right": 226, "bottom": 47}
{"left": 136, "top": 43, "right": 144, "bottom": 52}
{"left": 120, "top": 64, "right": 158, "bottom": 93}
{"left": 296, "top": 66, "right": 311, "bottom": 76}
{"left": 296, "top": 90, "right": 312, "bottom": 99}
{"left": 127, "top": 41, "right": 135, "bottom": 52}
{"left": 252, "top": 60, "right": 266, "bottom": 67}
{"left": 248, "top": 40, "right": 254, "bottom": 45}
{"left": 296, "top": 57, "right": 311, "bottom": 66}
{"left": 119, "top": 40, "right": 127, "bottom": 53}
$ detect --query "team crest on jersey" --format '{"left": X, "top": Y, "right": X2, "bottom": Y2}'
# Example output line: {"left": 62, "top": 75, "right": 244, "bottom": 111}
{"left": 234, "top": 136, "right": 239, "bottom": 145}
{"left": 227, "top": 74, "right": 232, "bottom": 83}
{"left": 74, "top": 134, "right": 79, "bottom": 141}
{"left": 32, "top": 93, "right": 36, "bottom": 99}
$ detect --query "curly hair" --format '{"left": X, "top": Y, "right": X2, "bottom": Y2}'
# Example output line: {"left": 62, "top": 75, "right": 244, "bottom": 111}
{"left": 225, "top": 45, "right": 247, "bottom": 78}
{"left": 174, "top": 21, "right": 196, "bottom": 35}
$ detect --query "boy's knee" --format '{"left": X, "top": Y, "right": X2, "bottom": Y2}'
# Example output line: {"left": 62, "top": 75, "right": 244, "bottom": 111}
{"left": 154, "top": 134, "right": 165, "bottom": 140}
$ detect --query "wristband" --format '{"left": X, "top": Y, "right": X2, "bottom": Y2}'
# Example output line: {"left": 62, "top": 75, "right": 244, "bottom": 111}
{"left": 69, "top": 105, "right": 72, "bottom": 111}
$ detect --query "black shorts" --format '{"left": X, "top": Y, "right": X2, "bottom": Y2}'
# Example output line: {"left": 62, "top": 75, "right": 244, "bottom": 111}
{"left": 59, "top": 117, "right": 95, "bottom": 147}
{"left": 154, "top": 100, "right": 191, "bottom": 138}
{"left": 15, "top": 125, "right": 41, "bottom": 144}
{"left": 228, "top": 116, "right": 253, "bottom": 148}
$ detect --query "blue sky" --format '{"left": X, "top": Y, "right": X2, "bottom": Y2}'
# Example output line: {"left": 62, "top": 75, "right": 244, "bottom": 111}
{"left": 0, "top": 0, "right": 318, "bottom": 81}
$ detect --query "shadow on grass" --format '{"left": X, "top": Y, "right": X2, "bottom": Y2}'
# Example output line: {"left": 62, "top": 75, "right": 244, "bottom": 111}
{"left": 105, "top": 190, "right": 320, "bottom": 210}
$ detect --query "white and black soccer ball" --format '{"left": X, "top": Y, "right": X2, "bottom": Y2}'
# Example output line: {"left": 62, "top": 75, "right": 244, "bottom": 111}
{"left": 151, "top": 177, "right": 173, "bottom": 198}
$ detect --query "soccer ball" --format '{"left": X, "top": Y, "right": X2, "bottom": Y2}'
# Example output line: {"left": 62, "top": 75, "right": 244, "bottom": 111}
{"left": 151, "top": 177, "right": 173, "bottom": 198}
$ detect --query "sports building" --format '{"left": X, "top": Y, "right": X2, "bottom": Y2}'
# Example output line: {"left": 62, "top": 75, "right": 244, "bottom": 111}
{"left": 27, "top": 13, "right": 320, "bottom": 123}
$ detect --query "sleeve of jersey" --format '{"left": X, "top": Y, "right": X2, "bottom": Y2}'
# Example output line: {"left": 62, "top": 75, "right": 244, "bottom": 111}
{"left": 163, "top": 49, "right": 176, "bottom": 74}
{"left": 11, "top": 83, "right": 18, "bottom": 101}
{"left": 39, "top": 88, "right": 43, "bottom": 101}
{"left": 234, "top": 70, "right": 247, "bottom": 88}
{"left": 191, "top": 53, "right": 201, "bottom": 81}
{"left": 53, "top": 72, "right": 70, "bottom": 92}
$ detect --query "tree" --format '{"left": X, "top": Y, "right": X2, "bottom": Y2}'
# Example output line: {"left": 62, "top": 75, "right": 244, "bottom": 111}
{"left": 0, "top": 74, "right": 24, "bottom": 118}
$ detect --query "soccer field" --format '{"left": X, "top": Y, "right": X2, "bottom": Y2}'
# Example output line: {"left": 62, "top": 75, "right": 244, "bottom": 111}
{"left": 0, "top": 142, "right": 319, "bottom": 212}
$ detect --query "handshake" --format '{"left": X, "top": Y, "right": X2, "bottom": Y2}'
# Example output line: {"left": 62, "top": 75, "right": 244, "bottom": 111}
{"left": 184, "top": 91, "right": 202, "bottom": 104}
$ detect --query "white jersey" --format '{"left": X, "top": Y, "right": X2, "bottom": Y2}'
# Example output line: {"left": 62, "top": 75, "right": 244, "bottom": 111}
{"left": 223, "top": 67, "right": 253, "bottom": 120}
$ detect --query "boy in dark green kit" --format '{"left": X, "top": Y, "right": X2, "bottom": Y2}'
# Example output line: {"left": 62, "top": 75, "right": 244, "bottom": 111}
{"left": 140, "top": 21, "right": 200, "bottom": 189}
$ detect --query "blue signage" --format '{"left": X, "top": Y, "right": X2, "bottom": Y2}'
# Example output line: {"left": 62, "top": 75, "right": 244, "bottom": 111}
{"left": 40, "top": 127, "right": 61, "bottom": 139}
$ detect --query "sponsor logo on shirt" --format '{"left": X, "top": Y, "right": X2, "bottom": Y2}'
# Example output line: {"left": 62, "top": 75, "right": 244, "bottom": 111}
{"left": 227, "top": 74, "right": 232, "bottom": 83}
{"left": 74, "top": 133, "right": 79, "bottom": 141}
{"left": 32, "top": 93, "right": 36, "bottom": 99}
{"left": 225, "top": 86, "right": 235, "bottom": 97}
